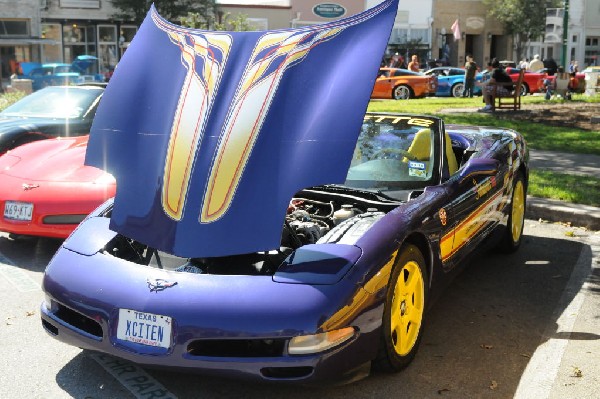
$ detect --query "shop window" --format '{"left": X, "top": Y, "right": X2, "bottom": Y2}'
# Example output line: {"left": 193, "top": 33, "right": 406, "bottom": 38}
{"left": 119, "top": 26, "right": 137, "bottom": 57}
{"left": 60, "top": 0, "right": 100, "bottom": 8}
{"left": 98, "top": 25, "right": 118, "bottom": 75}
{"left": 42, "top": 23, "right": 62, "bottom": 62}
{"left": 0, "top": 20, "right": 29, "bottom": 37}
{"left": 63, "top": 24, "right": 98, "bottom": 72}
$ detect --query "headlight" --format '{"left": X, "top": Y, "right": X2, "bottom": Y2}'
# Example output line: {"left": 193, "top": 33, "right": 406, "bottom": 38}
{"left": 44, "top": 294, "right": 53, "bottom": 311}
{"left": 288, "top": 327, "right": 355, "bottom": 355}
{"left": 0, "top": 154, "right": 20, "bottom": 171}
{"left": 94, "top": 172, "right": 116, "bottom": 185}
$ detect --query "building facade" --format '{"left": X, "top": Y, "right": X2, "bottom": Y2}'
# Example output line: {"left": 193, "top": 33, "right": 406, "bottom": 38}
{"left": 2, "top": 0, "right": 600, "bottom": 87}
{"left": 432, "top": 0, "right": 508, "bottom": 69}
{"left": 506, "top": 0, "right": 599, "bottom": 71}
{"left": 0, "top": 0, "right": 44, "bottom": 79}
{"left": 40, "top": 0, "right": 137, "bottom": 77}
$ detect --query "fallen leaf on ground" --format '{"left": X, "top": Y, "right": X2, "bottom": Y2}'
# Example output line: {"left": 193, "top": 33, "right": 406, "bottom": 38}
{"left": 520, "top": 353, "right": 531, "bottom": 358}
{"left": 480, "top": 344, "right": 493, "bottom": 349}
{"left": 572, "top": 366, "right": 583, "bottom": 378}
{"left": 26, "top": 311, "right": 35, "bottom": 317}
{"left": 490, "top": 380, "right": 498, "bottom": 390}
{"left": 437, "top": 388, "right": 450, "bottom": 395}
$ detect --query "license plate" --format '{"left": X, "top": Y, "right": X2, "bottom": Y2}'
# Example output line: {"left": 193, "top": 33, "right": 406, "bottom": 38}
{"left": 4, "top": 201, "right": 33, "bottom": 221}
{"left": 117, "top": 309, "right": 172, "bottom": 348}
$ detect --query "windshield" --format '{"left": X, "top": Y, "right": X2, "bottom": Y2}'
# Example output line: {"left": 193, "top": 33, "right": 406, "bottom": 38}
{"left": 0, "top": 86, "right": 102, "bottom": 119}
{"left": 345, "top": 114, "right": 439, "bottom": 190}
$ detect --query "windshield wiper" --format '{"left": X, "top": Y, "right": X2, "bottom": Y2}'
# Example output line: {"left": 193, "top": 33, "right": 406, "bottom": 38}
{"left": 316, "top": 184, "right": 401, "bottom": 202}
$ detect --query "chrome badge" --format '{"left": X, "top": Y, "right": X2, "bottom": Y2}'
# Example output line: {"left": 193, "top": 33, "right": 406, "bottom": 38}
{"left": 22, "top": 183, "right": 40, "bottom": 191}
{"left": 147, "top": 278, "right": 178, "bottom": 292}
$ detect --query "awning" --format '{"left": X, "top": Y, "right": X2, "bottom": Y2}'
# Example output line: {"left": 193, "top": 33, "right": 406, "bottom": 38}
{"left": 0, "top": 38, "right": 59, "bottom": 46}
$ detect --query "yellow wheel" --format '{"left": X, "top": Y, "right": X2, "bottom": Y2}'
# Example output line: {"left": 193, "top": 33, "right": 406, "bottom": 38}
{"left": 375, "top": 244, "right": 427, "bottom": 371}
{"left": 499, "top": 172, "right": 526, "bottom": 252}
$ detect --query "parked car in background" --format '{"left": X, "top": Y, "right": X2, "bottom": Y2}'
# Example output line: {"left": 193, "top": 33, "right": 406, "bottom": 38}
{"left": 0, "top": 85, "right": 104, "bottom": 155}
{"left": 499, "top": 60, "right": 517, "bottom": 68}
{"left": 0, "top": 135, "right": 115, "bottom": 239}
{"left": 24, "top": 55, "right": 104, "bottom": 91}
{"left": 504, "top": 67, "right": 545, "bottom": 95}
{"left": 535, "top": 68, "right": 586, "bottom": 93}
{"left": 371, "top": 68, "right": 437, "bottom": 100}
{"left": 424, "top": 67, "right": 483, "bottom": 97}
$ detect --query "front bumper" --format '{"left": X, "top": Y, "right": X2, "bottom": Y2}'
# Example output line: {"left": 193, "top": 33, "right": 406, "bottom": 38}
{"left": 40, "top": 245, "right": 384, "bottom": 384}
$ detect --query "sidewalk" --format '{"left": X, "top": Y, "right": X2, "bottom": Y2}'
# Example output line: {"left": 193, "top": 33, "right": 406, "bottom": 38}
{"left": 527, "top": 149, "right": 600, "bottom": 231}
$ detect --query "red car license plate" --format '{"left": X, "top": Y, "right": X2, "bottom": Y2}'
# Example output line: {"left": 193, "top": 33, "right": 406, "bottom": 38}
{"left": 4, "top": 201, "right": 34, "bottom": 221}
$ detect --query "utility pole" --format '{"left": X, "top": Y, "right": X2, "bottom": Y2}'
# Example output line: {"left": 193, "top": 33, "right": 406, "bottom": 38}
{"left": 561, "top": 0, "right": 569, "bottom": 68}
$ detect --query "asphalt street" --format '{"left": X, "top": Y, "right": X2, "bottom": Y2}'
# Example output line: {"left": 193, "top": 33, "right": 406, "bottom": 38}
{"left": 0, "top": 219, "right": 598, "bottom": 398}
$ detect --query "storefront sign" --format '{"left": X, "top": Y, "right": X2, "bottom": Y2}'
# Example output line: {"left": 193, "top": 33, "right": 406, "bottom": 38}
{"left": 313, "top": 3, "right": 346, "bottom": 18}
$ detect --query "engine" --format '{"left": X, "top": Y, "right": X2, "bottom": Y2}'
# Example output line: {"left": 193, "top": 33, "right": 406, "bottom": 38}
{"left": 101, "top": 188, "right": 398, "bottom": 276}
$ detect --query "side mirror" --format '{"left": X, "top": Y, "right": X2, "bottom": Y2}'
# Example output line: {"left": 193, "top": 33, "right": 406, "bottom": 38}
{"left": 457, "top": 158, "right": 499, "bottom": 184}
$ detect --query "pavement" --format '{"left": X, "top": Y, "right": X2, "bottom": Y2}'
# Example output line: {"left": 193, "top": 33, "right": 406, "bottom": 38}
{"left": 527, "top": 150, "right": 600, "bottom": 231}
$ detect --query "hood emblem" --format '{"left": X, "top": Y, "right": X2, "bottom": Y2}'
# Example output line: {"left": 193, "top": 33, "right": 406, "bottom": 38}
{"left": 22, "top": 183, "right": 40, "bottom": 191}
{"left": 147, "top": 278, "right": 178, "bottom": 292}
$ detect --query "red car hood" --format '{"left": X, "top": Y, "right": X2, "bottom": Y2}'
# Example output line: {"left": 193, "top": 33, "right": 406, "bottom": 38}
{"left": 0, "top": 136, "right": 113, "bottom": 184}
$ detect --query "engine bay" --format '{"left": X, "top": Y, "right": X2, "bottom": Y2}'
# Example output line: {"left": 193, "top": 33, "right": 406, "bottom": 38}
{"left": 100, "top": 186, "right": 404, "bottom": 276}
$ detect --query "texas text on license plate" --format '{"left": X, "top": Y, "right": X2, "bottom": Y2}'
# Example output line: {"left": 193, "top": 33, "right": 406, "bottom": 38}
{"left": 116, "top": 309, "right": 172, "bottom": 348}
{"left": 4, "top": 201, "right": 34, "bottom": 221}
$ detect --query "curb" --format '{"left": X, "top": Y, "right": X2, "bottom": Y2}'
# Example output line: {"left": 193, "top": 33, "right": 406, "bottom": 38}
{"left": 527, "top": 196, "right": 600, "bottom": 231}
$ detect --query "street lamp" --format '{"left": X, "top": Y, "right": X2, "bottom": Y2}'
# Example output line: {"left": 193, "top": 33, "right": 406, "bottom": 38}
{"left": 561, "top": 0, "right": 569, "bottom": 68}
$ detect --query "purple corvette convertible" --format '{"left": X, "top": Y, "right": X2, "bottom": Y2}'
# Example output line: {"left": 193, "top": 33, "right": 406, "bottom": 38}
{"left": 40, "top": 0, "right": 528, "bottom": 385}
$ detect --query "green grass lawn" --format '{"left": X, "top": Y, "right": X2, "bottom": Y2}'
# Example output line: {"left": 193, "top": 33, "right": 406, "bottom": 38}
{"left": 529, "top": 170, "right": 600, "bottom": 207}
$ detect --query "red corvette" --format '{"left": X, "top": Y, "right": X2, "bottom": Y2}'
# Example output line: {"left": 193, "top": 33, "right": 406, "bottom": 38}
{"left": 504, "top": 67, "right": 546, "bottom": 95}
{"left": 0, "top": 135, "right": 115, "bottom": 239}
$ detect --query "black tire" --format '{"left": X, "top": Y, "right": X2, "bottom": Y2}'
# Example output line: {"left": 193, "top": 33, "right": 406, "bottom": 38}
{"left": 520, "top": 83, "right": 529, "bottom": 96}
{"left": 392, "top": 84, "right": 412, "bottom": 100}
{"left": 374, "top": 244, "right": 427, "bottom": 372}
{"left": 498, "top": 172, "right": 526, "bottom": 253}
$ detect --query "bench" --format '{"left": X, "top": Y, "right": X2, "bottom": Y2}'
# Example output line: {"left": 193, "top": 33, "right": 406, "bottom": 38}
{"left": 493, "top": 69, "right": 524, "bottom": 111}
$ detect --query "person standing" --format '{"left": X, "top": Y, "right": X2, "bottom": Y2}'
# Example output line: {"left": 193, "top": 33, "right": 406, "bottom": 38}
{"left": 408, "top": 55, "right": 420, "bottom": 72}
{"left": 462, "top": 55, "right": 478, "bottom": 97}
{"left": 528, "top": 54, "right": 543, "bottom": 72}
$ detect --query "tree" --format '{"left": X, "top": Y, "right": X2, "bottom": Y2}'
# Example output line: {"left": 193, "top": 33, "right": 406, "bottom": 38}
{"left": 482, "top": 0, "right": 560, "bottom": 61}
{"left": 181, "top": 11, "right": 256, "bottom": 31}
{"left": 110, "top": 0, "right": 217, "bottom": 25}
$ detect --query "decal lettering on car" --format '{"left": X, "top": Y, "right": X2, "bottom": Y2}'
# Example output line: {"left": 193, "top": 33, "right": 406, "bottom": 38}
{"left": 474, "top": 177, "right": 494, "bottom": 200}
{"left": 364, "top": 115, "right": 434, "bottom": 128}
{"left": 440, "top": 189, "right": 504, "bottom": 262}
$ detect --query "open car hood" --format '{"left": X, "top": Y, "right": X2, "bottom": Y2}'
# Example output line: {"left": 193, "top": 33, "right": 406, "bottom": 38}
{"left": 86, "top": 0, "right": 399, "bottom": 258}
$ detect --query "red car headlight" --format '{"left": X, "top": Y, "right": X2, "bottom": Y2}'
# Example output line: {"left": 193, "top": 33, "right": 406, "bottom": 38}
{"left": 0, "top": 154, "right": 20, "bottom": 171}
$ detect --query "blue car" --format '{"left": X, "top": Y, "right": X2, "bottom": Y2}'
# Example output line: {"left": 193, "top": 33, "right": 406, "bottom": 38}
{"left": 424, "top": 67, "right": 483, "bottom": 97}
{"left": 24, "top": 55, "right": 104, "bottom": 91}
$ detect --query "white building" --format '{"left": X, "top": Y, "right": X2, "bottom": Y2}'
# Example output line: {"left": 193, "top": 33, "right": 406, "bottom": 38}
{"left": 527, "top": 0, "right": 600, "bottom": 70}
